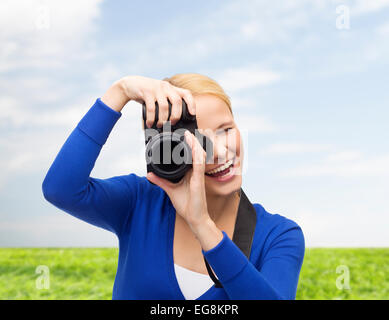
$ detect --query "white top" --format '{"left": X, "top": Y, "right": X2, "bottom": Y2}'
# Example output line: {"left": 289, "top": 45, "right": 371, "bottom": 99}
{"left": 174, "top": 263, "right": 215, "bottom": 300}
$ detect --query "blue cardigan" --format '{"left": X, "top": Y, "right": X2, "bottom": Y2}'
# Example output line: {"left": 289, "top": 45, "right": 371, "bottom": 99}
{"left": 42, "top": 98, "right": 305, "bottom": 300}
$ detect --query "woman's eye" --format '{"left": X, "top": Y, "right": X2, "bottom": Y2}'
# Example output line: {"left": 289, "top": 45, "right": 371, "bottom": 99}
{"left": 215, "top": 127, "right": 234, "bottom": 135}
{"left": 223, "top": 127, "right": 233, "bottom": 133}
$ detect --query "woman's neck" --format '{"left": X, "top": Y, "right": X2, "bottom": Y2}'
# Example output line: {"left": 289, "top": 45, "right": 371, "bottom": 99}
{"left": 206, "top": 189, "right": 241, "bottom": 224}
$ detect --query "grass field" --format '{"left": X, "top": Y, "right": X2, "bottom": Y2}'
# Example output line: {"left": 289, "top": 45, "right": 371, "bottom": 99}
{"left": 0, "top": 248, "right": 388, "bottom": 300}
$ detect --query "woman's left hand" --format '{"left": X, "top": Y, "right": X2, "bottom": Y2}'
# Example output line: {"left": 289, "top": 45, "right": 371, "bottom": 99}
{"left": 147, "top": 130, "right": 210, "bottom": 231}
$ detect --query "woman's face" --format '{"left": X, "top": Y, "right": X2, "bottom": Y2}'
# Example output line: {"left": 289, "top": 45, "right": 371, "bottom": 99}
{"left": 194, "top": 94, "right": 243, "bottom": 197}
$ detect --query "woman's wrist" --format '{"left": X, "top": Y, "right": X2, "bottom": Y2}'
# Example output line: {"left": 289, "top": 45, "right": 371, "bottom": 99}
{"left": 189, "top": 217, "right": 224, "bottom": 251}
{"left": 101, "top": 79, "right": 130, "bottom": 113}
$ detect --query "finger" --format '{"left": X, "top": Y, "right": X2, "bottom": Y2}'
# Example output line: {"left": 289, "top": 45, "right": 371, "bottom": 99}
{"left": 166, "top": 90, "right": 183, "bottom": 125}
{"left": 144, "top": 95, "right": 156, "bottom": 128}
{"left": 146, "top": 172, "right": 176, "bottom": 193}
{"left": 173, "top": 87, "right": 196, "bottom": 116}
{"left": 156, "top": 94, "right": 169, "bottom": 128}
{"left": 185, "top": 131, "right": 206, "bottom": 179}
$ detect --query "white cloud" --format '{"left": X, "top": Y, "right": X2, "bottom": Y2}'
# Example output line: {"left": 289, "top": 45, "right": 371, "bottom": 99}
{"left": 107, "top": 154, "right": 146, "bottom": 177}
{"left": 376, "top": 22, "right": 389, "bottom": 35}
{"left": 353, "top": 0, "right": 389, "bottom": 15}
{"left": 218, "top": 66, "right": 281, "bottom": 92}
{"left": 92, "top": 102, "right": 147, "bottom": 178}
{"left": 0, "top": 1, "right": 106, "bottom": 193}
{"left": 325, "top": 151, "right": 362, "bottom": 162}
{"left": 0, "top": 215, "right": 118, "bottom": 247}
{"left": 220, "top": 0, "right": 314, "bottom": 44}
{"left": 259, "top": 142, "right": 333, "bottom": 155}
{"left": 94, "top": 64, "right": 123, "bottom": 91}
{"left": 241, "top": 21, "right": 261, "bottom": 38}
{"left": 0, "top": 0, "right": 105, "bottom": 186}
{"left": 0, "top": 95, "right": 93, "bottom": 128}
{"left": 0, "top": 98, "right": 145, "bottom": 187}
{"left": 235, "top": 114, "right": 279, "bottom": 133}
{"left": 122, "top": 0, "right": 329, "bottom": 74}
{"left": 280, "top": 152, "right": 389, "bottom": 178}
{"left": 293, "top": 206, "right": 389, "bottom": 247}
{"left": 0, "top": 0, "right": 102, "bottom": 71}
{"left": 229, "top": 96, "right": 258, "bottom": 110}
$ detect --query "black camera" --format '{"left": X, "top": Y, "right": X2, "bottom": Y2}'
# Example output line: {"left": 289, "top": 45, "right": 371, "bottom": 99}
{"left": 142, "top": 99, "right": 213, "bottom": 183}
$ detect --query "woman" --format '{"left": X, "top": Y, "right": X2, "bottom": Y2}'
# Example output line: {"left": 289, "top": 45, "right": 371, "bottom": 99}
{"left": 42, "top": 74, "right": 305, "bottom": 300}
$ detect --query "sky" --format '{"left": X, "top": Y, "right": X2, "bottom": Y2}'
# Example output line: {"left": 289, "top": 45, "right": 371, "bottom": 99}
{"left": 0, "top": 0, "right": 388, "bottom": 247}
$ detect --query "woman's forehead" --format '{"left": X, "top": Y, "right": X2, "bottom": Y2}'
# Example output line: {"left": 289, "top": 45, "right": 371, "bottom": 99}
{"left": 194, "top": 94, "right": 233, "bottom": 130}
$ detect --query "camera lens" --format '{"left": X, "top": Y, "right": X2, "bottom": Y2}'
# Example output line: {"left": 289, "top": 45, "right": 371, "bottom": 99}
{"left": 146, "top": 132, "right": 192, "bottom": 181}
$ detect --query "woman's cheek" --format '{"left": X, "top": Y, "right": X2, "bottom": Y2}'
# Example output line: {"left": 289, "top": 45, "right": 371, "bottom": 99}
{"left": 231, "top": 128, "right": 243, "bottom": 176}
{"left": 227, "top": 128, "right": 241, "bottom": 158}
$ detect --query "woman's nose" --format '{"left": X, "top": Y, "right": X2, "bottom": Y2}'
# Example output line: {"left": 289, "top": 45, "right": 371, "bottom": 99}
{"left": 211, "top": 140, "right": 229, "bottom": 164}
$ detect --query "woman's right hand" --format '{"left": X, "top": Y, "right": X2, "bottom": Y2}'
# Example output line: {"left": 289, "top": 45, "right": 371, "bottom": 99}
{"left": 101, "top": 75, "right": 196, "bottom": 128}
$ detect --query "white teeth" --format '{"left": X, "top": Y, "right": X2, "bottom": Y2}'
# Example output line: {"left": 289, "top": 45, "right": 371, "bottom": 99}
{"left": 206, "top": 159, "right": 233, "bottom": 175}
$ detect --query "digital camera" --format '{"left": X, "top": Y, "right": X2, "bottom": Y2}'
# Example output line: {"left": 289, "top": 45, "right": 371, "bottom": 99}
{"left": 142, "top": 99, "right": 213, "bottom": 183}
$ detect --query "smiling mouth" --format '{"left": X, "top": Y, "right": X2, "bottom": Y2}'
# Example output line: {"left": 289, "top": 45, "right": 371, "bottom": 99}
{"left": 205, "top": 158, "right": 235, "bottom": 178}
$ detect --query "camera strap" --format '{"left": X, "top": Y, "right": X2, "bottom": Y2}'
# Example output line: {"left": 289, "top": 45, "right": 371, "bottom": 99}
{"left": 203, "top": 188, "right": 257, "bottom": 288}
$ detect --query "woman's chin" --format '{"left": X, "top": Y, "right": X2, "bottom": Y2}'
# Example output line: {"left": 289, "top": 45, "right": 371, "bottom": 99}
{"left": 205, "top": 169, "right": 242, "bottom": 196}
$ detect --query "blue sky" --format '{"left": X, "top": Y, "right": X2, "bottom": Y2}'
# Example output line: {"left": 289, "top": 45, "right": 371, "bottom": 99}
{"left": 0, "top": 0, "right": 388, "bottom": 247}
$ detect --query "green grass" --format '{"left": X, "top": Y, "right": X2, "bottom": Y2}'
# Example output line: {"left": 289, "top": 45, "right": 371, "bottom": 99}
{"left": 296, "top": 248, "right": 389, "bottom": 300}
{"left": 0, "top": 248, "right": 388, "bottom": 300}
{"left": 0, "top": 248, "right": 118, "bottom": 300}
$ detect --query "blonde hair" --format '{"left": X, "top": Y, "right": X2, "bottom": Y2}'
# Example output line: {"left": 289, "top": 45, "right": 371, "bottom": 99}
{"left": 163, "top": 73, "right": 232, "bottom": 115}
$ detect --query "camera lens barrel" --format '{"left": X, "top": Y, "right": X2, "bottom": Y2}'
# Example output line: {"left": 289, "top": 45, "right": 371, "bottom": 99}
{"left": 145, "top": 131, "right": 192, "bottom": 183}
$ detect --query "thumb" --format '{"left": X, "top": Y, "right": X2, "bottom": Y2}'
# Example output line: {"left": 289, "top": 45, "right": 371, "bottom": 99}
{"left": 185, "top": 130, "right": 206, "bottom": 182}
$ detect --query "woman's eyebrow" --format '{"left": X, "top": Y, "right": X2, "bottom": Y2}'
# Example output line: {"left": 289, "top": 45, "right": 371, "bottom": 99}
{"left": 216, "top": 121, "right": 234, "bottom": 129}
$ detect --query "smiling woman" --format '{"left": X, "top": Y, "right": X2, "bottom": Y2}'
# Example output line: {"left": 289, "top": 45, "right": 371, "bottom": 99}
{"left": 42, "top": 73, "right": 305, "bottom": 300}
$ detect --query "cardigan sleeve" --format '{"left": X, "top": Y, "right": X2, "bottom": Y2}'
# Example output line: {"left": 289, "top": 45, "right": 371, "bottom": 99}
{"left": 202, "top": 220, "right": 305, "bottom": 300}
{"left": 42, "top": 98, "right": 138, "bottom": 237}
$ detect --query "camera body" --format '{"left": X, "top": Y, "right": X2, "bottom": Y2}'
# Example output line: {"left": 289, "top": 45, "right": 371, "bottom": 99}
{"left": 142, "top": 99, "right": 213, "bottom": 183}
